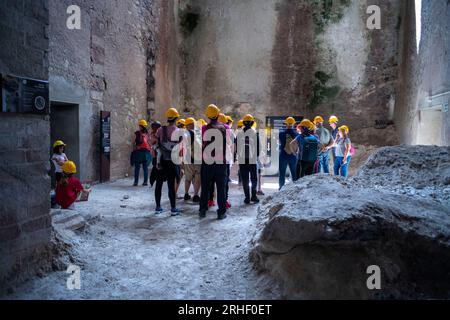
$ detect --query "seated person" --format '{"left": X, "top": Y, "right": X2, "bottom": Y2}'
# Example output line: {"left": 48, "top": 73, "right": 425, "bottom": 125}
{"left": 56, "top": 161, "right": 91, "bottom": 209}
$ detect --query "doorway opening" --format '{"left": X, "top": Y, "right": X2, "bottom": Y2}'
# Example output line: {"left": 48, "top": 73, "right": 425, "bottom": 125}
{"left": 417, "top": 108, "right": 443, "bottom": 146}
{"left": 50, "top": 101, "right": 80, "bottom": 188}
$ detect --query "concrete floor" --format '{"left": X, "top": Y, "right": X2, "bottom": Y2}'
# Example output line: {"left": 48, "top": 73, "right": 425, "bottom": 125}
{"left": 4, "top": 176, "right": 283, "bottom": 300}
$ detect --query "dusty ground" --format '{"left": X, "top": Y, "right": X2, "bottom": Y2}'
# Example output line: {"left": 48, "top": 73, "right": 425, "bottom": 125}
{"left": 4, "top": 176, "right": 281, "bottom": 300}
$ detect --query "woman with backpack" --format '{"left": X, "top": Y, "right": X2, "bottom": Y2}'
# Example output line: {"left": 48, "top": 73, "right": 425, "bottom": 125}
{"left": 131, "top": 120, "right": 152, "bottom": 186}
{"left": 153, "top": 108, "right": 183, "bottom": 215}
{"left": 290, "top": 119, "right": 319, "bottom": 178}
{"left": 278, "top": 117, "right": 299, "bottom": 189}
{"left": 333, "top": 125, "right": 353, "bottom": 178}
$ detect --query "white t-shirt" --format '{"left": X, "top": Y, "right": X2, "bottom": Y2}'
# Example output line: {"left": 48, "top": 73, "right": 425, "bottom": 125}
{"left": 52, "top": 153, "right": 68, "bottom": 173}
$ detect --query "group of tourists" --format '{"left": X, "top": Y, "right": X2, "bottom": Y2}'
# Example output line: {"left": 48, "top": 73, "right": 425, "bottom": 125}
{"left": 277, "top": 115, "right": 353, "bottom": 189}
{"left": 131, "top": 104, "right": 353, "bottom": 220}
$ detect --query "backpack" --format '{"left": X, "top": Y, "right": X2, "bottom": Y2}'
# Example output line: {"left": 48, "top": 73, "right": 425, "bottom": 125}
{"left": 159, "top": 126, "right": 179, "bottom": 161}
{"left": 203, "top": 122, "right": 227, "bottom": 162}
{"left": 349, "top": 144, "right": 356, "bottom": 157}
{"left": 301, "top": 136, "right": 319, "bottom": 162}
{"left": 237, "top": 129, "right": 258, "bottom": 164}
{"left": 284, "top": 132, "right": 296, "bottom": 155}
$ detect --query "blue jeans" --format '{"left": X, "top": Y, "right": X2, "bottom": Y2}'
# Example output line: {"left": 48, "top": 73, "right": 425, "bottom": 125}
{"left": 318, "top": 151, "right": 330, "bottom": 174}
{"left": 134, "top": 162, "right": 149, "bottom": 185}
{"left": 279, "top": 156, "right": 298, "bottom": 189}
{"left": 334, "top": 156, "right": 352, "bottom": 178}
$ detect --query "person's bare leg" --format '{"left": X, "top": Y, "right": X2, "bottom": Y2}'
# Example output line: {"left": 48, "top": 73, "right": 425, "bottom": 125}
{"left": 185, "top": 179, "right": 192, "bottom": 196}
{"left": 193, "top": 176, "right": 201, "bottom": 196}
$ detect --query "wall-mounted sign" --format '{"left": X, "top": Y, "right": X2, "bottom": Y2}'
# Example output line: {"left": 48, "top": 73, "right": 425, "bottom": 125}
{"left": 1, "top": 74, "right": 49, "bottom": 114}
{"left": 100, "top": 111, "right": 111, "bottom": 183}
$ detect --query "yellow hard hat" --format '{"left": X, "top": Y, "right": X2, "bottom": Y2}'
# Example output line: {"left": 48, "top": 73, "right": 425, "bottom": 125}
{"left": 237, "top": 120, "right": 244, "bottom": 128}
{"left": 226, "top": 116, "right": 234, "bottom": 124}
{"left": 166, "top": 107, "right": 180, "bottom": 119}
{"left": 62, "top": 161, "right": 77, "bottom": 174}
{"left": 185, "top": 117, "right": 196, "bottom": 126}
{"left": 300, "top": 119, "right": 316, "bottom": 131}
{"left": 53, "top": 140, "right": 66, "bottom": 148}
{"left": 138, "top": 119, "right": 148, "bottom": 127}
{"left": 314, "top": 116, "right": 324, "bottom": 124}
{"left": 242, "top": 114, "right": 255, "bottom": 122}
{"left": 329, "top": 115, "right": 339, "bottom": 124}
{"left": 285, "top": 117, "right": 296, "bottom": 126}
{"left": 218, "top": 113, "right": 228, "bottom": 124}
{"left": 197, "top": 118, "right": 207, "bottom": 127}
{"left": 205, "top": 104, "right": 220, "bottom": 119}
{"left": 339, "top": 125, "right": 350, "bottom": 134}
{"left": 177, "top": 119, "right": 186, "bottom": 127}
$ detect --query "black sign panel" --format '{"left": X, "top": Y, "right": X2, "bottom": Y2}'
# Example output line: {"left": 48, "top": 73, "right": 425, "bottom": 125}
{"left": 100, "top": 111, "right": 111, "bottom": 182}
{"left": 1, "top": 74, "right": 49, "bottom": 114}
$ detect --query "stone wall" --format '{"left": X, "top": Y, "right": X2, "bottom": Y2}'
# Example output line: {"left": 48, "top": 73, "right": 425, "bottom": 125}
{"left": 0, "top": 0, "right": 52, "bottom": 290}
{"left": 395, "top": 0, "right": 450, "bottom": 146}
{"left": 165, "top": 0, "right": 401, "bottom": 146}
{"left": 49, "top": 0, "right": 157, "bottom": 181}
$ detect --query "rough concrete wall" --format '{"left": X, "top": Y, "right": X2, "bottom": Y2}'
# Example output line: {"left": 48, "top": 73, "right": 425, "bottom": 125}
{"left": 313, "top": 0, "right": 401, "bottom": 146}
{"left": 174, "top": 0, "right": 278, "bottom": 124}
{"left": 395, "top": 0, "right": 450, "bottom": 146}
{"left": 49, "top": 0, "right": 156, "bottom": 181}
{"left": 0, "top": 0, "right": 52, "bottom": 290}
{"left": 172, "top": 0, "right": 401, "bottom": 145}
{"left": 153, "top": 0, "right": 182, "bottom": 120}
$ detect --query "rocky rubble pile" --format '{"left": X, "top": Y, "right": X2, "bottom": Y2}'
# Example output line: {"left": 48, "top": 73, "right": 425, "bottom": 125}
{"left": 251, "top": 146, "right": 450, "bottom": 299}
{"left": 353, "top": 145, "right": 450, "bottom": 203}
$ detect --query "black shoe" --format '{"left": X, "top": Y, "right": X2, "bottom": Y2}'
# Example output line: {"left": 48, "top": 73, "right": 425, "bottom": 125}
{"left": 133, "top": 183, "right": 138, "bottom": 187}
{"left": 143, "top": 183, "right": 148, "bottom": 186}
{"left": 218, "top": 213, "right": 227, "bottom": 220}
{"left": 184, "top": 194, "right": 192, "bottom": 201}
{"left": 244, "top": 198, "right": 251, "bottom": 204}
{"left": 192, "top": 195, "right": 200, "bottom": 203}
{"left": 251, "top": 196, "right": 260, "bottom": 203}
{"left": 199, "top": 211, "right": 206, "bottom": 219}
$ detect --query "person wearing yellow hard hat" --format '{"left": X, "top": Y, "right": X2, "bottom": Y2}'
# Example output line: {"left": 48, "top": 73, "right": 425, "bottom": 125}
{"left": 290, "top": 119, "right": 320, "bottom": 178}
{"left": 197, "top": 118, "right": 207, "bottom": 128}
{"left": 132, "top": 119, "right": 152, "bottom": 187}
{"left": 226, "top": 116, "right": 234, "bottom": 127}
{"left": 177, "top": 118, "right": 186, "bottom": 129}
{"left": 182, "top": 118, "right": 201, "bottom": 203}
{"left": 314, "top": 116, "right": 334, "bottom": 174}
{"left": 328, "top": 115, "right": 340, "bottom": 174}
{"left": 55, "top": 161, "right": 91, "bottom": 210}
{"left": 199, "top": 104, "right": 229, "bottom": 220}
{"left": 51, "top": 140, "right": 69, "bottom": 185}
{"left": 175, "top": 118, "right": 186, "bottom": 197}
{"left": 236, "top": 114, "right": 261, "bottom": 204}
{"left": 218, "top": 113, "right": 228, "bottom": 124}
{"left": 333, "top": 125, "right": 353, "bottom": 178}
{"left": 278, "top": 117, "right": 299, "bottom": 190}
{"left": 153, "top": 107, "right": 183, "bottom": 216}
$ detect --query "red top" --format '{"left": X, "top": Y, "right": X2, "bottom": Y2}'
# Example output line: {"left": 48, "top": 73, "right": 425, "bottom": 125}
{"left": 135, "top": 131, "right": 151, "bottom": 152}
{"left": 56, "top": 176, "right": 84, "bottom": 209}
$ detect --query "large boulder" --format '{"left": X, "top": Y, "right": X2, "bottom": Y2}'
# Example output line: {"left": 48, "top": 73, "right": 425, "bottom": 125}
{"left": 251, "top": 172, "right": 450, "bottom": 299}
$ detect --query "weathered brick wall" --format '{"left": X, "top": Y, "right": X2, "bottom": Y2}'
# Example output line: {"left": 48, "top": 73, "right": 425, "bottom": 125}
{"left": 0, "top": 0, "right": 52, "bottom": 291}
{"left": 49, "top": 0, "right": 157, "bottom": 181}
